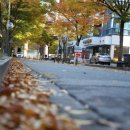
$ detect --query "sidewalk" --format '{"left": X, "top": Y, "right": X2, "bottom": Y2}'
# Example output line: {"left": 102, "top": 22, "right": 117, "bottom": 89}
{"left": 85, "top": 63, "right": 130, "bottom": 71}
{"left": 0, "top": 59, "right": 79, "bottom": 130}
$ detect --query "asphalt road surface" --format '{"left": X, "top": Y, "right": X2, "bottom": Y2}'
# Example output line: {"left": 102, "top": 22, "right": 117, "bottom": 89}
{"left": 24, "top": 59, "right": 130, "bottom": 130}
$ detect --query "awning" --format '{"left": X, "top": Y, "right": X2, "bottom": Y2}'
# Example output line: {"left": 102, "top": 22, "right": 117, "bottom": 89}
{"left": 85, "top": 44, "right": 110, "bottom": 48}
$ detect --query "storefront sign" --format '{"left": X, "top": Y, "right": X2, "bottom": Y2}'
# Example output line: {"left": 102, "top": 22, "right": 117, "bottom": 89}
{"left": 75, "top": 52, "right": 82, "bottom": 58}
{"left": 82, "top": 51, "right": 90, "bottom": 59}
{"left": 67, "top": 42, "right": 74, "bottom": 46}
{"left": 74, "top": 46, "right": 82, "bottom": 52}
{"left": 83, "top": 39, "right": 92, "bottom": 45}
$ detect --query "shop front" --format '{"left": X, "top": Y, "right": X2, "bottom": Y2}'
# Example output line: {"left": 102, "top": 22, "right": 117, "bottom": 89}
{"left": 86, "top": 44, "right": 111, "bottom": 56}
{"left": 67, "top": 35, "right": 130, "bottom": 62}
{"left": 114, "top": 46, "right": 130, "bottom": 60}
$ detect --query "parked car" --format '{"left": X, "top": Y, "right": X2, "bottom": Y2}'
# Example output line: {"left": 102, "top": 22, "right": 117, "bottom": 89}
{"left": 16, "top": 52, "right": 24, "bottom": 58}
{"left": 49, "top": 54, "right": 55, "bottom": 60}
{"left": 90, "top": 53, "right": 111, "bottom": 65}
{"left": 70, "top": 57, "right": 74, "bottom": 64}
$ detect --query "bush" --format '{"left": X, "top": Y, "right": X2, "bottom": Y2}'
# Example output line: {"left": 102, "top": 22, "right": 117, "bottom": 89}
{"left": 0, "top": 50, "right": 3, "bottom": 57}
{"left": 111, "top": 59, "right": 117, "bottom": 64}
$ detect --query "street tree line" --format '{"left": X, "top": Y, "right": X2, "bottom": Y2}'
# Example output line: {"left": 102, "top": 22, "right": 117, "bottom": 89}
{"left": 98, "top": 0, "right": 130, "bottom": 61}
{"left": 0, "top": 0, "right": 130, "bottom": 61}
{"left": 0, "top": 0, "right": 56, "bottom": 56}
{"left": 42, "top": 0, "right": 130, "bottom": 61}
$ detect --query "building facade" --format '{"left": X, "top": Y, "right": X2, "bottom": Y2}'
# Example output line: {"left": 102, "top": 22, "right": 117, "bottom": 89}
{"left": 100, "top": 16, "right": 130, "bottom": 60}
{"left": 67, "top": 15, "right": 130, "bottom": 61}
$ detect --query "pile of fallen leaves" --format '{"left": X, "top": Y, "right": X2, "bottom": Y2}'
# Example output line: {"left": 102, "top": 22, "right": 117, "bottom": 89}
{"left": 0, "top": 58, "right": 78, "bottom": 130}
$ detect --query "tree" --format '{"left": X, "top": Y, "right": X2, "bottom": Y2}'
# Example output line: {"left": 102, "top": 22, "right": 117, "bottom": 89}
{"left": 31, "top": 28, "right": 55, "bottom": 58}
{"left": 98, "top": 0, "right": 130, "bottom": 61}
{"left": 49, "top": 41, "right": 58, "bottom": 54}
{"left": 0, "top": 0, "right": 44, "bottom": 55}
{"left": 12, "top": 0, "right": 44, "bottom": 44}
{"left": 41, "top": 0, "right": 106, "bottom": 46}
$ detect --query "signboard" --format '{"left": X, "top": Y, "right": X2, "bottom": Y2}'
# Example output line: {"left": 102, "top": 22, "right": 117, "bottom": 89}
{"left": 68, "top": 43, "right": 73, "bottom": 46}
{"left": 83, "top": 39, "right": 92, "bottom": 45}
{"left": 74, "top": 46, "right": 82, "bottom": 52}
{"left": 67, "top": 42, "right": 74, "bottom": 46}
{"left": 75, "top": 52, "right": 82, "bottom": 58}
{"left": 82, "top": 51, "right": 90, "bottom": 59}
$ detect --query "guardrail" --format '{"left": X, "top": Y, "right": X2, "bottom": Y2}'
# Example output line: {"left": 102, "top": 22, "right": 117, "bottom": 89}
{"left": 0, "top": 58, "right": 12, "bottom": 85}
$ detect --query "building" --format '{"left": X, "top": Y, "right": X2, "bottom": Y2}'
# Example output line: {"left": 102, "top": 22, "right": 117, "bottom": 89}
{"left": 23, "top": 42, "right": 49, "bottom": 59}
{"left": 67, "top": 14, "right": 130, "bottom": 61}
{"left": 100, "top": 15, "right": 130, "bottom": 60}
{"left": 67, "top": 38, "right": 94, "bottom": 63}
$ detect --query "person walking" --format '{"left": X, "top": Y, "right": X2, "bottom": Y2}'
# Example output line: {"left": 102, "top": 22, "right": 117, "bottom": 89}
{"left": 74, "top": 55, "right": 78, "bottom": 65}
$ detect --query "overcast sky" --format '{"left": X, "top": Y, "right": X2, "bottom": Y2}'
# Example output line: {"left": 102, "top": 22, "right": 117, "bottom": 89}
{"left": 56, "top": 0, "right": 60, "bottom": 3}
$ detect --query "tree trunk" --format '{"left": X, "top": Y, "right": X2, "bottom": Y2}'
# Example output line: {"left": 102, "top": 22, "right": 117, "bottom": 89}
{"left": 76, "top": 35, "right": 82, "bottom": 46}
{"left": 118, "top": 20, "right": 125, "bottom": 61}
{"left": 0, "top": 2, "right": 4, "bottom": 54}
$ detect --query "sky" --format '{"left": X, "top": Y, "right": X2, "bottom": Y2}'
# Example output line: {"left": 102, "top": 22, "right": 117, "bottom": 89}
{"left": 56, "top": 0, "right": 60, "bottom": 3}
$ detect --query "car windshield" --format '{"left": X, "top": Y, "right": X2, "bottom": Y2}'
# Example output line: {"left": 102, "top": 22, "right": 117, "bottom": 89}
{"left": 17, "top": 52, "right": 23, "bottom": 54}
{"left": 100, "top": 53, "right": 109, "bottom": 56}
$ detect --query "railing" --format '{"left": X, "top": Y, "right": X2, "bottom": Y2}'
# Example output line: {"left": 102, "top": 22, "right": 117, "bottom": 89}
{"left": 102, "top": 28, "right": 130, "bottom": 36}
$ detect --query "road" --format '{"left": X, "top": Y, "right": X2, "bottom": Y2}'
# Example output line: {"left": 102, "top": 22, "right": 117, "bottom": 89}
{"left": 24, "top": 59, "right": 130, "bottom": 130}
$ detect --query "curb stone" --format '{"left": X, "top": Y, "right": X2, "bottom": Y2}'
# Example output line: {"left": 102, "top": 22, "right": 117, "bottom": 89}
{"left": 85, "top": 63, "right": 130, "bottom": 71}
{"left": 0, "top": 57, "right": 12, "bottom": 84}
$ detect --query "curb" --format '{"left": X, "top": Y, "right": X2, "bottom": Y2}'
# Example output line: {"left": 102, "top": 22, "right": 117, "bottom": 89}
{"left": 0, "top": 57, "right": 12, "bottom": 84}
{"left": 85, "top": 63, "right": 130, "bottom": 71}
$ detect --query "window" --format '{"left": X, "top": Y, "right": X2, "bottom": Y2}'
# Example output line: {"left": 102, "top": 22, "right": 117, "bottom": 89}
{"left": 114, "top": 46, "right": 129, "bottom": 59}
{"left": 123, "top": 47, "right": 129, "bottom": 54}
{"left": 124, "top": 22, "right": 130, "bottom": 29}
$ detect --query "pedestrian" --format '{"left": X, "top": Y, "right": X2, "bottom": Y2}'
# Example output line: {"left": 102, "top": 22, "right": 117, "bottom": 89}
{"left": 74, "top": 55, "right": 78, "bottom": 65}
